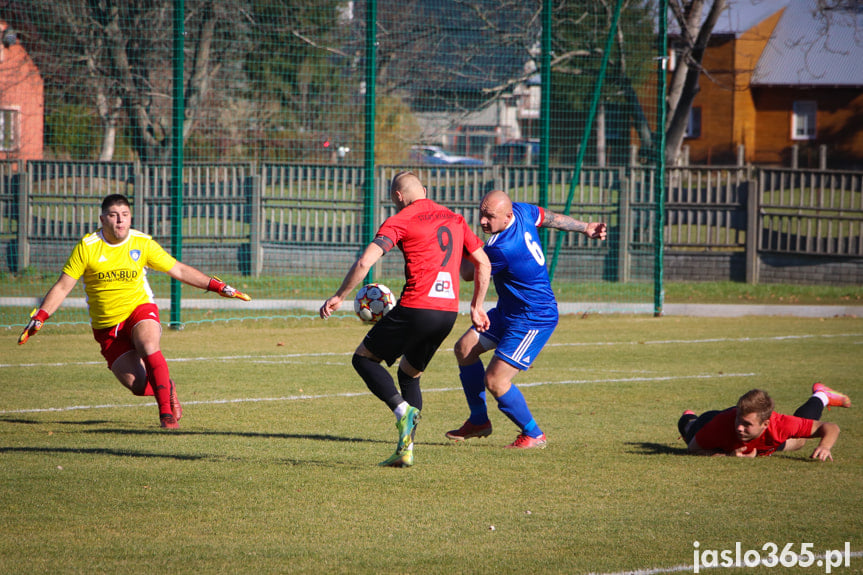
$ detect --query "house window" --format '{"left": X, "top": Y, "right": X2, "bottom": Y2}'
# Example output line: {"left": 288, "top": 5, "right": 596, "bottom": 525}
{"left": 0, "top": 109, "right": 19, "bottom": 151}
{"left": 685, "top": 107, "right": 702, "bottom": 139}
{"left": 792, "top": 101, "right": 816, "bottom": 140}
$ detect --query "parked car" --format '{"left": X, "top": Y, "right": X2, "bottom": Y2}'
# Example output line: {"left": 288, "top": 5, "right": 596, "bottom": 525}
{"left": 410, "top": 145, "right": 484, "bottom": 166}
{"left": 493, "top": 139, "right": 540, "bottom": 165}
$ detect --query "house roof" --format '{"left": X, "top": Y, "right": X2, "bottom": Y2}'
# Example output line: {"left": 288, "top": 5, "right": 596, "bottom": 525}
{"left": 752, "top": 0, "right": 863, "bottom": 86}
{"left": 668, "top": 0, "right": 790, "bottom": 36}
{"left": 712, "top": 0, "right": 790, "bottom": 34}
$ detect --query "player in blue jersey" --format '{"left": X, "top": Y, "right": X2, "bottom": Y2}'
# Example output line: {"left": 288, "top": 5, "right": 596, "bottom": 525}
{"left": 446, "top": 190, "right": 607, "bottom": 448}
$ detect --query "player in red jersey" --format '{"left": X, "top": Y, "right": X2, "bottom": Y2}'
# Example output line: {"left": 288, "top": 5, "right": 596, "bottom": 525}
{"left": 18, "top": 194, "right": 251, "bottom": 429}
{"left": 320, "top": 171, "right": 491, "bottom": 467}
{"left": 678, "top": 384, "right": 850, "bottom": 460}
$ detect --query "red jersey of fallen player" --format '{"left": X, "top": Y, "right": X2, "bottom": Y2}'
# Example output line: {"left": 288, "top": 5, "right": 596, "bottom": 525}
{"left": 694, "top": 407, "right": 814, "bottom": 456}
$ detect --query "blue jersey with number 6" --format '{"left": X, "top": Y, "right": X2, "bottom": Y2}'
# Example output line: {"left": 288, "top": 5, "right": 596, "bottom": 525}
{"left": 484, "top": 202, "right": 558, "bottom": 323}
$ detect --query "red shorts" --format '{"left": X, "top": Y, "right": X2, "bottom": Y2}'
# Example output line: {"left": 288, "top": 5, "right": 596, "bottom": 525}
{"left": 92, "top": 303, "right": 162, "bottom": 369}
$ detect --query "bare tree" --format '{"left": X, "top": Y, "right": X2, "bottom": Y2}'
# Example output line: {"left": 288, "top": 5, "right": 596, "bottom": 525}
{"left": 665, "top": 0, "right": 727, "bottom": 166}
{"left": 20, "top": 0, "right": 246, "bottom": 163}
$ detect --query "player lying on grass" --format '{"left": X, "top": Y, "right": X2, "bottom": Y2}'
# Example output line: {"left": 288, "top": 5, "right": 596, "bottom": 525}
{"left": 446, "top": 189, "right": 607, "bottom": 449}
{"left": 18, "top": 193, "right": 251, "bottom": 429}
{"left": 678, "top": 383, "right": 851, "bottom": 460}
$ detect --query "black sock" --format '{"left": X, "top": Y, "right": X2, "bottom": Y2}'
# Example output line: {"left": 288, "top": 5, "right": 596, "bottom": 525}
{"left": 677, "top": 413, "right": 698, "bottom": 441}
{"left": 352, "top": 354, "right": 402, "bottom": 410}
{"left": 397, "top": 369, "right": 422, "bottom": 411}
{"left": 794, "top": 396, "right": 824, "bottom": 420}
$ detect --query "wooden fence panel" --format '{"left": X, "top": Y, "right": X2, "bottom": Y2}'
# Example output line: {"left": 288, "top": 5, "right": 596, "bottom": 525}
{"left": 262, "top": 164, "right": 364, "bottom": 246}
{"left": 12, "top": 161, "right": 861, "bottom": 278}
{"left": 543, "top": 167, "right": 620, "bottom": 250}
{"left": 25, "top": 161, "right": 136, "bottom": 241}
{"left": 0, "top": 161, "right": 20, "bottom": 239}
{"left": 759, "top": 168, "right": 863, "bottom": 256}
{"left": 140, "top": 163, "right": 253, "bottom": 243}
{"left": 627, "top": 167, "right": 658, "bottom": 252}
{"left": 665, "top": 166, "right": 749, "bottom": 250}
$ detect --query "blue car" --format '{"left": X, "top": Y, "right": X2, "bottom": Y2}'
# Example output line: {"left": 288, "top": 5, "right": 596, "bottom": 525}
{"left": 493, "top": 139, "right": 540, "bottom": 165}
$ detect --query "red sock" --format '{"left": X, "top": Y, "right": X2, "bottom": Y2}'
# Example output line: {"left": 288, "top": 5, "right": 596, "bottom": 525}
{"left": 143, "top": 351, "right": 172, "bottom": 416}
{"left": 131, "top": 382, "right": 155, "bottom": 397}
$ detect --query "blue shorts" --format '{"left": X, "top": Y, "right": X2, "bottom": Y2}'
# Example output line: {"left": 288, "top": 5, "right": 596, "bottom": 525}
{"left": 476, "top": 308, "right": 558, "bottom": 370}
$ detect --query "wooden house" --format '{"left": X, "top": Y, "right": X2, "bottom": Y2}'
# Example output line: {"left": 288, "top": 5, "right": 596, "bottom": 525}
{"left": 676, "top": 0, "right": 863, "bottom": 168}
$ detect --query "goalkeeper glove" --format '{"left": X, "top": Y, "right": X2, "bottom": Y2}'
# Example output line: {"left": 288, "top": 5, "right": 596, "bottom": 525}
{"left": 207, "top": 277, "right": 251, "bottom": 301}
{"left": 18, "top": 308, "right": 50, "bottom": 345}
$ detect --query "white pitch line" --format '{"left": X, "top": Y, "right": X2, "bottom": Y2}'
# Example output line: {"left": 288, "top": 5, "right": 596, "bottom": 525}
{"left": 2, "top": 332, "right": 861, "bottom": 370}
{"left": 516, "top": 372, "right": 757, "bottom": 390}
{"left": 0, "top": 351, "right": 352, "bottom": 369}
{"left": 0, "top": 372, "right": 756, "bottom": 415}
{"left": 545, "top": 332, "right": 863, "bottom": 348}
{"left": 587, "top": 551, "right": 863, "bottom": 575}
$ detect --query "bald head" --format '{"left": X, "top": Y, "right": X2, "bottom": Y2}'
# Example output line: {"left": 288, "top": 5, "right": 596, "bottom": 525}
{"left": 390, "top": 171, "right": 427, "bottom": 210}
{"left": 479, "top": 190, "right": 513, "bottom": 234}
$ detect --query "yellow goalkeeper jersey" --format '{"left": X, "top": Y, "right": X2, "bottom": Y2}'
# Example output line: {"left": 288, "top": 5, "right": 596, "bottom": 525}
{"left": 62, "top": 229, "right": 177, "bottom": 329}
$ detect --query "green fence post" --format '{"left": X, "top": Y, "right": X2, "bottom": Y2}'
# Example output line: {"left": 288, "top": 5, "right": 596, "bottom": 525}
{"left": 362, "top": 0, "right": 377, "bottom": 286}
{"left": 170, "top": 0, "right": 184, "bottom": 329}
{"left": 654, "top": 0, "right": 668, "bottom": 317}
{"left": 249, "top": 174, "right": 263, "bottom": 277}
{"left": 16, "top": 160, "right": 30, "bottom": 272}
{"left": 539, "top": 0, "right": 551, "bottom": 249}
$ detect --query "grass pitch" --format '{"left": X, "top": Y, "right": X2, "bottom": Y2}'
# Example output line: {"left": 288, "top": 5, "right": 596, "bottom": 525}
{"left": 1, "top": 314, "right": 861, "bottom": 574}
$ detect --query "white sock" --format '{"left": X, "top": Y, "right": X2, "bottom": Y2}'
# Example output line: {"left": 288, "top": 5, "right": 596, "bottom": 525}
{"left": 814, "top": 391, "right": 829, "bottom": 407}
{"left": 394, "top": 401, "right": 410, "bottom": 420}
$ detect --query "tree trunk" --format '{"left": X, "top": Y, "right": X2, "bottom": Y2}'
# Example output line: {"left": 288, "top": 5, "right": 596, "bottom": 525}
{"left": 183, "top": 5, "right": 220, "bottom": 141}
{"left": 95, "top": 87, "right": 122, "bottom": 161}
{"left": 98, "top": 110, "right": 119, "bottom": 162}
{"left": 665, "top": 0, "right": 727, "bottom": 166}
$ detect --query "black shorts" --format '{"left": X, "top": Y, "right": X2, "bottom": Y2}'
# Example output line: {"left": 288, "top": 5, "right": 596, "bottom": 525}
{"left": 363, "top": 305, "right": 458, "bottom": 370}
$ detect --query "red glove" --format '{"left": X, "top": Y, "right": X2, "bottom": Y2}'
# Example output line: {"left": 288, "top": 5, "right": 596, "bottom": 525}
{"left": 18, "top": 308, "right": 50, "bottom": 345}
{"left": 207, "top": 277, "right": 251, "bottom": 301}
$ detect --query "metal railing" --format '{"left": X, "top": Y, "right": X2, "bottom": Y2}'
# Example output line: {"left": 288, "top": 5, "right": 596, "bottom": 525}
{"left": 758, "top": 168, "right": 863, "bottom": 256}
{"left": 3, "top": 160, "right": 861, "bottom": 282}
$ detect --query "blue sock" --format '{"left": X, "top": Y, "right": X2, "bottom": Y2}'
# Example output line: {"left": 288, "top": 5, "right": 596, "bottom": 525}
{"left": 459, "top": 361, "right": 489, "bottom": 424}
{"left": 497, "top": 385, "right": 542, "bottom": 437}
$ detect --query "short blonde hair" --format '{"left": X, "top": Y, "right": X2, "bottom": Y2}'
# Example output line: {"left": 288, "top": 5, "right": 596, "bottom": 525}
{"left": 389, "top": 171, "right": 421, "bottom": 194}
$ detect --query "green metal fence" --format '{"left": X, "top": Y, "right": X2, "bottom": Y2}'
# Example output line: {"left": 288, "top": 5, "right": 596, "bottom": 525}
{"left": 1, "top": 0, "right": 669, "bottom": 326}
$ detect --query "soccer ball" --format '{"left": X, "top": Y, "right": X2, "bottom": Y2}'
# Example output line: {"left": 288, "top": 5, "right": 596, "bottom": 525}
{"left": 354, "top": 283, "right": 396, "bottom": 323}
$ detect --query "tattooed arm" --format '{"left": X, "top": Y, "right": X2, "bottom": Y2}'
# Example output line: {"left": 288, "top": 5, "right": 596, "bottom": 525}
{"left": 540, "top": 209, "right": 608, "bottom": 240}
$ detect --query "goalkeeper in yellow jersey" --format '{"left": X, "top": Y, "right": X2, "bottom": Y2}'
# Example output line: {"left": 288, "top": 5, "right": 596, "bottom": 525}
{"left": 18, "top": 194, "right": 251, "bottom": 429}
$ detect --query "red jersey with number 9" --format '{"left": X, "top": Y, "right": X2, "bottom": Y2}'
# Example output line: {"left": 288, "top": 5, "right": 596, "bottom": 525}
{"left": 375, "top": 198, "right": 482, "bottom": 312}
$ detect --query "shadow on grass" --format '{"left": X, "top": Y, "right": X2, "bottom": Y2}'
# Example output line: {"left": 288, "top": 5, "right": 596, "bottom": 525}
{"left": 0, "top": 445, "right": 207, "bottom": 460}
{"left": 88, "top": 428, "right": 390, "bottom": 445}
{"left": 0, "top": 417, "right": 112, "bottom": 425}
{"left": 625, "top": 441, "right": 689, "bottom": 455}
{"left": 1, "top": 418, "right": 385, "bottom": 445}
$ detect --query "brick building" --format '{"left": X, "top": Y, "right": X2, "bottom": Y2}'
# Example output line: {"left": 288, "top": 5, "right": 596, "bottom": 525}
{"left": 0, "top": 20, "right": 44, "bottom": 162}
